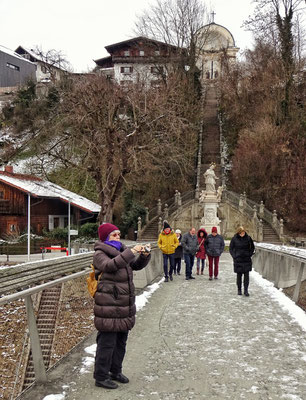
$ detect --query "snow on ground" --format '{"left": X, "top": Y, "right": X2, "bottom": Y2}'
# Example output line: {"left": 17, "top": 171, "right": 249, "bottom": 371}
{"left": 256, "top": 243, "right": 306, "bottom": 259}
{"left": 42, "top": 394, "right": 65, "bottom": 400}
{"left": 251, "top": 270, "right": 306, "bottom": 332}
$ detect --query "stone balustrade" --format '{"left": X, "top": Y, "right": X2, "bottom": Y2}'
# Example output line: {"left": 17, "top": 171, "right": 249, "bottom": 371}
{"left": 252, "top": 243, "right": 306, "bottom": 303}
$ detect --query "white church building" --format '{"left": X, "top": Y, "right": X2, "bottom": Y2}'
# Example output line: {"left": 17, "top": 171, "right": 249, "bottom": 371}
{"left": 196, "top": 21, "right": 240, "bottom": 80}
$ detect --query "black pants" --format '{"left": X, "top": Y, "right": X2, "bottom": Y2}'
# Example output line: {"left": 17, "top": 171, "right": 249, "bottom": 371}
{"left": 174, "top": 258, "right": 181, "bottom": 274}
{"left": 94, "top": 331, "right": 128, "bottom": 381}
{"left": 237, "top": 272, "right": 249, "bottom": 291}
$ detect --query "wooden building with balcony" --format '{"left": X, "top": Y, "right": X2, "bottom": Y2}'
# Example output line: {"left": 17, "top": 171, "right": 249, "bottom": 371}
{"left": 94, "top": 36, "right": 183, "bottom": 86}
{"left": 0, "top": 166, "right": 100, "bottom": 238}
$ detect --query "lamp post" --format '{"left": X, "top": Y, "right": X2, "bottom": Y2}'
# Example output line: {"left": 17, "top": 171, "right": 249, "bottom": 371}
{"left": 68, "top": 200, "right": 71, "bottom": 255}
{"left": 27, "top": 193, "right": 31, "bottom": 262}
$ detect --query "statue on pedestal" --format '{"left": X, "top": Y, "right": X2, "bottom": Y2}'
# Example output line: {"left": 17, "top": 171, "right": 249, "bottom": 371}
{"left": 204, "top": 164, "right": 218, "bottom": 192}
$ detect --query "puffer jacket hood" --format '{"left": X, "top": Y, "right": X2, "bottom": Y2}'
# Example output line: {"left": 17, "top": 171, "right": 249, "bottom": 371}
{"left": 197, "top": 228, "right": 208, "bottom": 239}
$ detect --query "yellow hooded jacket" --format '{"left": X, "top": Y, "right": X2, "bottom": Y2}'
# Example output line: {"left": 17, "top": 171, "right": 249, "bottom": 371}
{"left": 158, "top": 230, "right": 179, "bottom": 255}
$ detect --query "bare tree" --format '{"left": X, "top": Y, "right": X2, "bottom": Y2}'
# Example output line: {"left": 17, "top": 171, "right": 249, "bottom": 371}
{"left": 135, "top": 0, "right": 212, "bottom": 85}
{"left": 243, "top": 0, "right": 306, "bottom": 119}
{"left": 1, "top": 74, "right": 201, "bottom": 222}
{"left": 33, "top": 46, "right": 71, "bottom": 83}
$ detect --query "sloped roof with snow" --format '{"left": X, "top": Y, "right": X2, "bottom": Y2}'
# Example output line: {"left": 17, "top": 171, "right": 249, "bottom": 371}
{"left": 0, "top": 171, "right": 101, "bottom": 214}
{"left": 0, "top": 44, "right": 36, "bottom": 66}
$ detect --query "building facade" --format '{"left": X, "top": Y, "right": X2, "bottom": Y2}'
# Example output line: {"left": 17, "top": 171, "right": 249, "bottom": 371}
{"left": 15, "top": 46, "right": 65, "bottom": 83}
{"left": 196, "top": 22, "right": 239, "bottom": 80}
{"left": 94, "top": 36, "right": 182, "bottom": 86}
{"left": 0, "top": 45, "right": 36, "bottom": 93}
{"left": 0, "top": 166, "right": 100, "bottom": 237}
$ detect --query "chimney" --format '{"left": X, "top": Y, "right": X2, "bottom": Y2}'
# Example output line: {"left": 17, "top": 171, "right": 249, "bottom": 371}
{"left": 4, "top": 165, "right": 13, "bottom": 174}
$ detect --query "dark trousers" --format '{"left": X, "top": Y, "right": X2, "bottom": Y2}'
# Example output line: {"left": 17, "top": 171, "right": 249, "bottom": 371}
{"left": 174, "top": 258, "right": 181, "bottom": 274}
{"left": 196, "top": 258, "right": 205, "bottom": 271}
{"left": 94, "top": 331, "right": 128, "bottom": 381}
{"left": 184, "top": 253, "right": 195, "bottom": 278}
{"left": 208, "top": 256, "right": 219, "bottom": 278}
{"left": 237, "top": 272, "right": 249, "bottom": 291}
{"left": 163, "top": 253, "right": 175, "bottom": 277}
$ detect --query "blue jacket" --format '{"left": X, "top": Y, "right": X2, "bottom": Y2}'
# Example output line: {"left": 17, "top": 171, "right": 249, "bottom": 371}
{"left": 204, "top": 234, "right": 225, "bottom": 257}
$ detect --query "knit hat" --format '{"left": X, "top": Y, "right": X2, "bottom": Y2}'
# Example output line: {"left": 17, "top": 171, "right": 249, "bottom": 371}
{"left": 163, "top": 220, "right": 171, "bottom": 230}
{"left": 212, "top": 226, "right": 218, "bottom": 233}
{"left": 98, "top": 223, "right": 119, "bottom": 242}
{"left": 175, "top": 229, "right": 181, "bottom": 234}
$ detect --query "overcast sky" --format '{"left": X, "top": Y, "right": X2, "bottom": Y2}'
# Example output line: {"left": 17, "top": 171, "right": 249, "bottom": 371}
{"left": 0, "top": 0, "right": 257, "bottom": 72}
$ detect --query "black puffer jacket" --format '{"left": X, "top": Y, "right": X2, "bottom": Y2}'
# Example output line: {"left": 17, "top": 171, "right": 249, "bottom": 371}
{"left": 174, "top": 234, "right": 183, "bottom": 258}
{"left": 204, "top": 234, "right": 225, "bottom": 257}
{"left": 93, "top": 241, "right": 151, "bottom": 332}
{"left": 229, "top": 233, "right": 255, "bottom": 273}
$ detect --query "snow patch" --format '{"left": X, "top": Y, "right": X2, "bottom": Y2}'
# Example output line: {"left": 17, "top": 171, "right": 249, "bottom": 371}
{"left": 136, "top": 278, "right": 164, "bottom": 311}
{"left": 42, "top": 394, "right": 65, "bottom": 400}
{"left": 252, "top": 270, "right": 306, "bottom": 332}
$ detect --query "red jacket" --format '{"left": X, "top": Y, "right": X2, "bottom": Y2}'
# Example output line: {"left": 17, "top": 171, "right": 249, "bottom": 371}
{"left": 196, "top": 228, "right": 208, "bottom": 259}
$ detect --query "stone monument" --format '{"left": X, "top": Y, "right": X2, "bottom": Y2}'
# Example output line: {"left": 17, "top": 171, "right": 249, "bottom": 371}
{"left": 199, "top": 164, "right": 223, "bottom": 232}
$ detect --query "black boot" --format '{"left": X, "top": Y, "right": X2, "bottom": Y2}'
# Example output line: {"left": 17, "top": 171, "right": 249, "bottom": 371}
{"left": 95, "top": 378, "right": 118, "bottom": 389}
{"left": 244, "top": 290, "right": 249, "bottom": 297}
{"left": 237, "top": 288, "right": 242, "bottom": 295}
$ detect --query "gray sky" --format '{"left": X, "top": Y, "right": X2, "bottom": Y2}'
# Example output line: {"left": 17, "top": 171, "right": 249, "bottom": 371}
{"left": 0, "top": 0, "right": 257, "bottom": 72}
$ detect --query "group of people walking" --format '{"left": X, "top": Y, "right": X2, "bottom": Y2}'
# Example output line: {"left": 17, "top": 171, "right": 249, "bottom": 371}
{"left": 91, "top": 220, "right": 255, "bottom": 390}
{"left": 157, "top": 221, "right": 226, "bottom": 281}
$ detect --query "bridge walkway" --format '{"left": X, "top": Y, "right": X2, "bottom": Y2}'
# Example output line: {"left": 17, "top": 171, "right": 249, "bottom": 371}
{"left": 19, "top": 253, "right": 306, "bottom": 400}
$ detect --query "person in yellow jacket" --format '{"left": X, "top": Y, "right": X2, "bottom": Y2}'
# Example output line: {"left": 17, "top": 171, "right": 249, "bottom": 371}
{"left": 158, "top": 221, "right": 179, "bottom": 282}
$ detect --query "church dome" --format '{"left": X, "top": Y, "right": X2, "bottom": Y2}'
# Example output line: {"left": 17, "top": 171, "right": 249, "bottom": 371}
{"left": 196, "top": 22, "right": 237, "bottom": 51}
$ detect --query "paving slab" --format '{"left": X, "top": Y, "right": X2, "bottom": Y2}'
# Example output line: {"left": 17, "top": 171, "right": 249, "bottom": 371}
{"left": 18, "top": 253, "right": 306, "bottom": 400}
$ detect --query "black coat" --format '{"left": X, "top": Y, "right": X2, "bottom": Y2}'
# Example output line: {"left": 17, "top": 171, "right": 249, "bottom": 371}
{"left": 229, "top": 233, "right": 255, "bottom": 273}
{"left": 174, "top": 235, "right": 183, "bottom": 258}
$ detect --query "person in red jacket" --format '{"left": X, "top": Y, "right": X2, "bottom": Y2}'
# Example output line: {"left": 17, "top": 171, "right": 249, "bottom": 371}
{"left": 196, "top": 227, "right": 207, "bottom": 275}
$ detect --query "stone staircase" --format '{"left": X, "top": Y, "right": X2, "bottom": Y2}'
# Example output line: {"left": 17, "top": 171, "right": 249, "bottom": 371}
{"left": 22, "top": 285, "right": 62, "bottom": 390}
{"left": 138, "top": 217, "right": 159, "bottom": 241}
{"left": 200, "top": 84, "right": 221, "bottom": 188}
{"left": 262, "top": 221, "right": 282, "bottom": 244}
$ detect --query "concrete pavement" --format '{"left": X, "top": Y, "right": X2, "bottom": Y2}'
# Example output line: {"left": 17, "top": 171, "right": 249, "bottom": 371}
{"left": 19, "top": 253, "right": 306, "bottom": 400}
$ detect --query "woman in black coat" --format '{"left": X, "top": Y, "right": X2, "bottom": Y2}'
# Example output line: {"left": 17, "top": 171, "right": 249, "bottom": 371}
{"left": 229, "top": 226, "right": 255, "bottom": 296}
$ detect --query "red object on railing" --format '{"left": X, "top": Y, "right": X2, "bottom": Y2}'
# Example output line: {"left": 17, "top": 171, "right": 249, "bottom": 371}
{"left": 40, "top": 247, "right": 69, "bottom": 256}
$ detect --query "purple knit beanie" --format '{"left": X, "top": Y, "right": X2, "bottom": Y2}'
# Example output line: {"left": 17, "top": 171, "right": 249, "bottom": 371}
{"left": 98, "top": 223, "right": 119, "bottom": 242}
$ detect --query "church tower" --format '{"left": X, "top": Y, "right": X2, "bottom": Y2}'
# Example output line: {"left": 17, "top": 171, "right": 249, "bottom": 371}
{"left": 196, "top": 18, "right": 239, "bottom": 80}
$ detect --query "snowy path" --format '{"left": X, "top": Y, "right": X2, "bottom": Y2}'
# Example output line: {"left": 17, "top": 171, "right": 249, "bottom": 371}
{"left": 20, "top": 253, "right": 306, "bottom": 400}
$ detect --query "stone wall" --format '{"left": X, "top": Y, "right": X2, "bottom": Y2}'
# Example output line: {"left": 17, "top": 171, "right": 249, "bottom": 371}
{"left": 133, "top": 247, "right": 163, "bottom": 289}
{"left": 252, "top": 247, "right": 306, "bottom": 288}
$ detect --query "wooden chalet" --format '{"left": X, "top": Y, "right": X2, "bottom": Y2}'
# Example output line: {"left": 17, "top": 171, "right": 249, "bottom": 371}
{"left": 0, "top": 166, "right": 100, "bottom": 237}
{"left": 94, "top": 36, "right": 184, "bottom": 85}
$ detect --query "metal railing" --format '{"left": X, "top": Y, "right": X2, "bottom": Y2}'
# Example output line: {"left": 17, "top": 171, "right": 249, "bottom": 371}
{"left": 0, "top": 247, "right": 162, "bottom": 396}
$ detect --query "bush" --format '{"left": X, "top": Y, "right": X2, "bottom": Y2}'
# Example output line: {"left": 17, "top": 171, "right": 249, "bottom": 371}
{"left": 79, "top": 223, "right": 99, "bottom": 238}
{"left": 120, "top": 191, "right": 147, "bottom": 237}
{"left": 43, "top": 227, "right": 68, "bottom": 242}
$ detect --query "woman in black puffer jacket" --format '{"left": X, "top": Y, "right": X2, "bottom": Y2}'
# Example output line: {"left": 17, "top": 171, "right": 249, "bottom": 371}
{"left": 229, "top": 226, "right": 255, "bottom": 297}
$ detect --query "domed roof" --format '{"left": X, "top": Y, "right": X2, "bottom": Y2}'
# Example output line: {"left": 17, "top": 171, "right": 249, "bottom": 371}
{"left": 196, "top": 22, "right": 237, "bottom": 51}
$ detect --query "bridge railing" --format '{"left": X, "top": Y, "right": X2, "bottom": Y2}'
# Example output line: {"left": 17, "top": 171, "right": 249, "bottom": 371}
{"left": 0, "top": 247, "right": 162, "bottom": 397}
{"left": 253, "top": 243, "right": 306, "bottom": 304}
